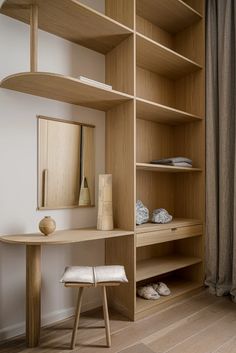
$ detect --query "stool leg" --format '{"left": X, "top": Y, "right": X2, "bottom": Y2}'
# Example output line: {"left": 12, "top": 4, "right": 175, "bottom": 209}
{"left": 71, "top": 287, "right": 84, "bottom": 350}
{"left": 101, "top": 286, "right": 111, "bottom": 347}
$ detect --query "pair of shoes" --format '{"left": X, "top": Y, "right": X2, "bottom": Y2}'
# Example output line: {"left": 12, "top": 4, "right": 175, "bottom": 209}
{"left": 152, "top": 282, "right": 171, "bottom": 296}
{"left": 137, "top": 282, "right": 171, "bottom": 300}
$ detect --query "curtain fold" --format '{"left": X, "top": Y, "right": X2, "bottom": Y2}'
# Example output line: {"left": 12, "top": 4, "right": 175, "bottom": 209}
{"left": 206, "top": 0, "right": 236, "bottom": 301}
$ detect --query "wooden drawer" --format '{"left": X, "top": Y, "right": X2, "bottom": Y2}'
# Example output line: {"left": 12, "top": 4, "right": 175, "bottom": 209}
{"left": 136, "top": 224, "right": 202, "bottom": 247}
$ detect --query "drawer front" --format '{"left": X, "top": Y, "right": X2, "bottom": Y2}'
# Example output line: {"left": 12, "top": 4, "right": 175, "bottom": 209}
{"left": 136, "top": 224, "right": 203, "bottom": 247}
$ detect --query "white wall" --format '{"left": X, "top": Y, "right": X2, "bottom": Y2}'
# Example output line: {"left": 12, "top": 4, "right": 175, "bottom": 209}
{"left": 0, "top": 0, "right": 106, "bottom": 340}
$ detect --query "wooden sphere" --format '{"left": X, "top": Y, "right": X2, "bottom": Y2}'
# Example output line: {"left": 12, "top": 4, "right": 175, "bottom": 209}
{"left": 39, "top": 216, "right": 56, "bottom": 236}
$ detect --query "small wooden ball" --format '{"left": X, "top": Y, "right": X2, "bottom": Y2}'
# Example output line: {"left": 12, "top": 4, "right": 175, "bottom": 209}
{"left": 39, "top": 216, "right": 56, "bottom": 236}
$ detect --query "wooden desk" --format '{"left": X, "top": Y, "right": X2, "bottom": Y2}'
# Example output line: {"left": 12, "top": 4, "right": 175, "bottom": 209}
{"left": 0, "top": 228, "right": 133, "bottom": 347}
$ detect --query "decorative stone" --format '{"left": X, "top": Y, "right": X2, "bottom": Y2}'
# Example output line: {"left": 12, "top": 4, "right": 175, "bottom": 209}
{"left": 136, "top": 200, "right": 149, "bottom": 225}
{"left": 151, "top": 208, "right": 172, "bottom": 224}
{"left": 39, "top": 216, "right": 56, "bottom": 236}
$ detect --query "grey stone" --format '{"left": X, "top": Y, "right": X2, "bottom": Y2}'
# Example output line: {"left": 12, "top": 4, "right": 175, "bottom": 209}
{"left": 136, "top": 200, "right": 149, "bottom": 225}
{"left": 152, "top": 208, "right": 172, "bottom": 224}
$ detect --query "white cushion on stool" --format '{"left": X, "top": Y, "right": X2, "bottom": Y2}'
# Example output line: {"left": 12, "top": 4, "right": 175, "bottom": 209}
{"left": 60, "top": 265, "right": 128, "bottom": 284}
{"left": 94, "top": 266, "right": 128, "bottom": 283}
{"left": 60, "top": 266, "right": 94, "bottom": 284}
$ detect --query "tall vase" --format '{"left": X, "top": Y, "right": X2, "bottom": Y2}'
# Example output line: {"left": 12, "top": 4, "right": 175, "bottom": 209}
{"left": 97, "top": 174, "right": 114, "bottom": 230}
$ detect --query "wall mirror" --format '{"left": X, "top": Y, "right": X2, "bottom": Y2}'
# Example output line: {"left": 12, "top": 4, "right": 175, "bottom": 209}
{"left": 38, "top": 116, "right": 95, "bottom": 209}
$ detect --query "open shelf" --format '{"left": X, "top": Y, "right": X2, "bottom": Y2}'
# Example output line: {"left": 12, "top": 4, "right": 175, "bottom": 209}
{"left": 136, "top": 163, "right": 201, "bottom": 173}
{"left": 136, "top": 276, "right": 202, "bottom": 315}
{"left": 136, "top": 33, "right": 202, "bottom": 79}
{"left": 136, "top": 255, "right": 202, "bottom": 282}
{"left": 0, "top": 0, "right": 133, "bottom": 54}
{"left": 136, "top": 0, "right": 202, "bottom": 34}
{"left": 136, "top": 98, "right": 203, "bottom": 125}
{"left": 0, "top": 72, "right": 133, "bottom": 111}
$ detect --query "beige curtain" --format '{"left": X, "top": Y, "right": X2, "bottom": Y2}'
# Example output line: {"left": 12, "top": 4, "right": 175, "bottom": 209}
{"left": 206, "top": 0, "right": 236, "bottom": 301}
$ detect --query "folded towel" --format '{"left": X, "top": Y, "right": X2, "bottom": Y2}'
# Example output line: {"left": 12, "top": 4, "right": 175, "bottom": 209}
{"left": 150, "top": 157, "right": 192, "bottom": 166}
{"left": 170, "top": 162, "right": 192, "bottom": 168}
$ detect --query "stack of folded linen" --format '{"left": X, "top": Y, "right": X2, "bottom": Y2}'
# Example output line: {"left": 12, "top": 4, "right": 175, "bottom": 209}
{"left": 150, "top": 157, "right": 192, "bottom": 168}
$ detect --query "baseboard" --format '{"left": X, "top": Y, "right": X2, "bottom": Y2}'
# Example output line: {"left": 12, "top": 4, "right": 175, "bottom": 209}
{"left": 0, "top": 298, "right": 101, "bottom": 341}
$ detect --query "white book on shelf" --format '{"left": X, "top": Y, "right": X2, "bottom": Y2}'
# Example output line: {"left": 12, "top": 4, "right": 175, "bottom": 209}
{"left": 78, "top": 76, "right": 112, "bottom": 90}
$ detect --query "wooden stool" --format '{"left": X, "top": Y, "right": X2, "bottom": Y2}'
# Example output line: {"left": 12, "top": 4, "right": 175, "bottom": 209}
{"left": 65, "top": 282, "right": 119, "bottom": 349}
{"left": 60, "top": 265, "right": 128, "bottom": 350}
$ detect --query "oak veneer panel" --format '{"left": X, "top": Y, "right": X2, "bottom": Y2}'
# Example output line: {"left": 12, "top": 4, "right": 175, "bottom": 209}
{"left": 136, "top": 98, "right": 202, "bottom": 125}
{"left": 106, "top": 235, "right": 136, "bottom": 320}
{"left": 0, "top": 72, "right": 132, "bottom": 111}
{"left": 0, "top": 228, "right": 133, "bottom": 245}
{"left": 136, "top": 33, "right": 202, "bottom": 79}
{"left": 174, "top": 20, "right": 204, "bottom": 66}
{"left": 136, "top": 0, "right": 202, "bottom": 33}
{"left": 1, "top": 0, "right": 133, "bottom": 54}
{"left": 136, "top": 255, "right": 202, "bottom": 281}
{"left": 106, "top": 35, "right": 135, "bottom": 95}
{"left": 26, "top": 245, "right": 41, "bottom": 347}
{"left": 136, "top": 15, "right": 174, "bottom": 50}
{"left": 136, "top": 67, "right": 175, "bottom": 108}
{"left": 136, "top": 118, "right": 174, "bottom": 163}
{"left": 105, "top": 0, "right": 134, "bottom": 29}
{"left": 136, "top": 163, "right": 201, "bottom": 173}
{"left": 136, "top": 171, "right": 175, "bottom": 217}
{"left": 175, "top": 70, "right": 205, "bottom": 117}
{"left": 106, "top": 100, "right": 135, "bottom": 230}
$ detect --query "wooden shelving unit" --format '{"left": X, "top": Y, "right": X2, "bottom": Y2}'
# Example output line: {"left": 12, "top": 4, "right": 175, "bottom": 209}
{"left": 1, "top": 0, "right": 205, "bottom": 322}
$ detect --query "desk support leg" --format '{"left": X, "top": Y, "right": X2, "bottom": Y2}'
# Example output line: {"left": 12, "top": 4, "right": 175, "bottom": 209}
{"left": 26, "top": 245, "right": 41, "bottom": 347}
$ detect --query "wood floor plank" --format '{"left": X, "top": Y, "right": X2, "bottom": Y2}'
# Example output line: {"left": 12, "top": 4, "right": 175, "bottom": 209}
{"left": 162, "top": 311, "right": 236, "bottom": 353}
{"left": 212, "top": 335, "right": 236, "bottom": 353}
{"left": 70, "top": 292, "right": 219, "bottom": 353}
{"left": 145, "top": 298, "right": 235, "bottom": 352}
{"left": 118, "top": 343, "right": 155, "bottom": 353}
{"left": 1, "top": 292, "right": 234, "bottom": 353}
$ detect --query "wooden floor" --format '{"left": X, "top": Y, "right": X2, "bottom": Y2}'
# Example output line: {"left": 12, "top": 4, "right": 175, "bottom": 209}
{"left": 1, "top": 291, "right": 236, "bottom": 353}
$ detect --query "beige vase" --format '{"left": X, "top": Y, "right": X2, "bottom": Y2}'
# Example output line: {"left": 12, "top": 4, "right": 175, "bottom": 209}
{"left": 39, "top": 216, "right": 56, "bottom": 236}
{"left": 97, "top": 174, "right": 114, "bottom": 231}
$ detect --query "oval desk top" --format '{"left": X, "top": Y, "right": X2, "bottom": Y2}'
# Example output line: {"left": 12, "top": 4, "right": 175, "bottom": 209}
{"left": 0, "top": 228, "right": 133, "bottom": 245}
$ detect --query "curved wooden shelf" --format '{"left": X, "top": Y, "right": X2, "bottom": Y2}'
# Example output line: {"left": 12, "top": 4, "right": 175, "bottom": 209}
{"left": 0, "top": 228, "right": 133, "bottom": 245}
{"left": 136, "top": 163, "right": 202, "bottom": 173}
{"left": 0, "top": 0, "right": 133, "bottom": 54}
{"left": 136, "top": 97, "right": 203, "bottom": 125}
{"left": 137, "top": 0, "right": 202, "bottom": 33}
{"left": 0, "top": 72, "right": 133, "bottom": 111}
{"left": 136, "top": 33, "right": 202, "bottom": 79}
